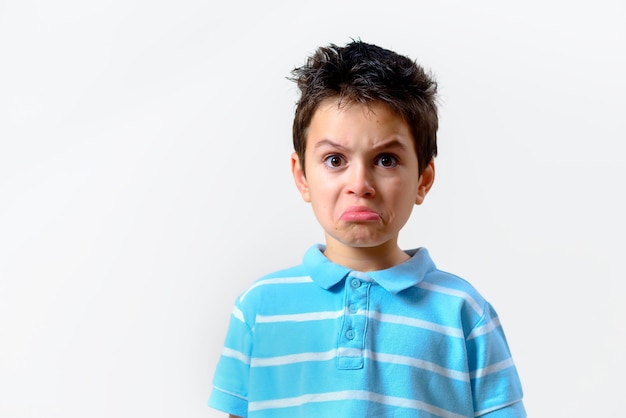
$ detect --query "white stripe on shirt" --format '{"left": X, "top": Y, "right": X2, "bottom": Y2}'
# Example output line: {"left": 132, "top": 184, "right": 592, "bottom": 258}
{"left": 239, "top": 276, "right": 314, "bottom": 302}
{"left": 222, "top": 347, "right": 250, "bottom": 365}
{"left": 467, "top": 316, "right": 501, "bottom": 340}
{"left": 418, "top": 282, "right": 484, "bottom": 315}
{"left": 248, "top": 389, "right": 468, "bottom": 418}
{"left": 368, "top": 310, "right": 464, "bottom": 338}
{"left": 253, "top": 309, "right": 463, "bottom": 338}
{"left": 255, "top": 309, "right": 344, "bottom": 323}
{"left": 250, "top": 348, "right": 469, "bottom": 381}
{"left": 470, "top": 358, "right": 515, "bottom": 379}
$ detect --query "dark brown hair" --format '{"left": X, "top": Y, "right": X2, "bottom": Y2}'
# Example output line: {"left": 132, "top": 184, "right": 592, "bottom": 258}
{"left": 290, "top": 40, "right": 438, "bottom": 176}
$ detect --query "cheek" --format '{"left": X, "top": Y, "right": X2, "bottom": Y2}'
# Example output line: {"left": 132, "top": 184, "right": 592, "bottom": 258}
{"left": 388, "top": 181, "right": 419, "bottom": 211}
{"left": 309, "top": 185, "right": 341, "bottom": 217}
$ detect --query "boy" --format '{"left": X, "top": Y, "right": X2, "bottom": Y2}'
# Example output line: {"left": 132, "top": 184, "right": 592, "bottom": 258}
{"left": 208, "top": 40, "right": 525, "bottom": 417}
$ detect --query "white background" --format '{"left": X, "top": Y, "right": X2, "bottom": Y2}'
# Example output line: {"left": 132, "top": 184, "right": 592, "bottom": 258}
{"left": 1, "top": 0, "right": 624, "bottom": 417}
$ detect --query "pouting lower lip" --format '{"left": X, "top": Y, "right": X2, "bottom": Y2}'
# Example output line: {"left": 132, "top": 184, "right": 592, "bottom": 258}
{"left": 341, "top": 207, "right": 381, "bottom": 221}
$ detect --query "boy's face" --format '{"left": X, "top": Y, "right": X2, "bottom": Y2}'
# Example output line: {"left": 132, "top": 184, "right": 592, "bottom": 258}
{"left": 292, "top": 98, "right": 434, "bottom": 262}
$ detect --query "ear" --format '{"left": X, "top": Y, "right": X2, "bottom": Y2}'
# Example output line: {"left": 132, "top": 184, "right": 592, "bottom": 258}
{"left": 291, "top": 152, "right": 311, "bottom": 202}
{"left": 415, "top": 159, "right": 435, "bottom": 205}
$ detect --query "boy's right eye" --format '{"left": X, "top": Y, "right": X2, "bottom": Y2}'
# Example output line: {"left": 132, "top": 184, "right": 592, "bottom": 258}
{"left": 324, "top": 155, "right": 345, "bottom": 168}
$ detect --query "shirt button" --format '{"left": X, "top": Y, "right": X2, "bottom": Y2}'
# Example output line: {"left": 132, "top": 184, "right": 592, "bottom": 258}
{"left": 350, "top": 278, "right": 361, "bottom": 288}
{"left": 349, "top": 305, "right": 358, "bottom": 314}
{"left": 345, "top": 329, "right": 355, "bottom": 340}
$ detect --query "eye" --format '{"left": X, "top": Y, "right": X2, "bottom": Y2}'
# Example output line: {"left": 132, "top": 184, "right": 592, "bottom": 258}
{"left": 376, "top": 154, "right": 399, "bottom": 168}
{"left": 324, "top": 154, "right": 345, "bottom": 168}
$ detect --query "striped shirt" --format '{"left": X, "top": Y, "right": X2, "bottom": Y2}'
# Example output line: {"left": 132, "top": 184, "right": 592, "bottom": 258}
{"left": 209, "top": 245, "right": 525, "bottom": 417}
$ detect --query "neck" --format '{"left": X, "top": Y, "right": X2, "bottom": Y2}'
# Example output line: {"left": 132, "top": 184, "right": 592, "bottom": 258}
{"left": 323, "top": 237, "right": 409, "bottom": 272}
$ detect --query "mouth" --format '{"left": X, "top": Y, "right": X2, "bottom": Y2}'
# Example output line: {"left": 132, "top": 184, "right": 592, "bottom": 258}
{"left": 340, "top": 206, "right": 381, "bottom": 222}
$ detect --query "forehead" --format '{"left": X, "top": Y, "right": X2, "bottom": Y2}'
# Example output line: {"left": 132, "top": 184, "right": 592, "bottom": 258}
{"left": 306, "top": 98, "right": 414, "bottom": 152}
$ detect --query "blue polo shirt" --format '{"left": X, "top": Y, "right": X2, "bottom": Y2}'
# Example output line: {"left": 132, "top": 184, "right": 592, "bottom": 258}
{"left": 209, "top": 245, "right": 525, "bottom": 417}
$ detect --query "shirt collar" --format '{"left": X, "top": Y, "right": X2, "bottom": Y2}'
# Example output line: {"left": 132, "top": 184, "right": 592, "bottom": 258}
{"left": 303, "top": 244, "right": 436, "bottom": 294}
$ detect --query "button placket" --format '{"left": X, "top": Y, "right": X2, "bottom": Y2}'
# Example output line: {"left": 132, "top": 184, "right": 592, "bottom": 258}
{"left": 337, "top": 274, "right": 370, "bottom": 370}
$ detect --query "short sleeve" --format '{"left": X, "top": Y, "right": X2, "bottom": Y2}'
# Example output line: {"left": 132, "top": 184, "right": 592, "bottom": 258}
{"left": 208, "top": 301, "right": 252, "bottom": 417}
{"left": 466, "top": 302, "right": 526, "bottom": 417}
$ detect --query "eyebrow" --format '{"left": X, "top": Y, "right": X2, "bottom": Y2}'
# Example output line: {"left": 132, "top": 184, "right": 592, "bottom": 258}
{"left": 313, "top": 138, "right": 410, "bottom": 152}
{"left": 371, "top": 139, "right": 410, "bottom": 153}
{"left": 313, "top": 139, "right": 348, "bottom": 152}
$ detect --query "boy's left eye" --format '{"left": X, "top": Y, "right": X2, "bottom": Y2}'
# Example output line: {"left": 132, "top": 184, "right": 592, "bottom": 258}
{"left": 375, "top": 154, "right": 398, "bottom": 168}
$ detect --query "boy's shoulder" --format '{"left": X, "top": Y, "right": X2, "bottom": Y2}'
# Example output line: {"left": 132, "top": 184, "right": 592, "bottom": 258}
{"left": 235, "top": 261, "right": 311, "bottom": 303}
{"left": 423, "top": 265, "right": 487, "bottom": 304}
{"left": 421, "top": 266, "right": 492, "bottom": 322}
{"left": 242, "top": 245, "right": 321, "bottom": 291}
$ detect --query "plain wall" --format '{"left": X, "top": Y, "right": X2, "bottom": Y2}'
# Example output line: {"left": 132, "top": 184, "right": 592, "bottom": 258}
{"left": 1, "top": 0, "right": 624, "bottom": 416}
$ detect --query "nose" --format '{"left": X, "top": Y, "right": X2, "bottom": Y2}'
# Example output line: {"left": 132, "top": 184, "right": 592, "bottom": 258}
{"left": 347, "top": 163, "right": 375, "bottom": 198}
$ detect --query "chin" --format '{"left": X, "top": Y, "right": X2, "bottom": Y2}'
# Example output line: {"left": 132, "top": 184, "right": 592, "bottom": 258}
{"left": 337, "top": 235, "right": 391, "bottom": 249}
